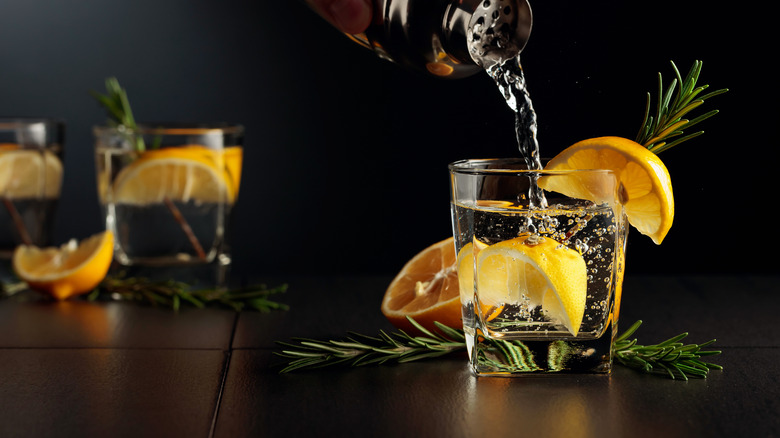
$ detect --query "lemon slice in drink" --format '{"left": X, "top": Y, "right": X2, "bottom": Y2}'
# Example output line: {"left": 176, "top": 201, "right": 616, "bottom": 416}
{"left": 458, "top": 240, "right": 506, "bottom": 322}
{"left": 112, "top": 155, "right": 235, "bottom": 205}
{"left": 0, "top": 149, "right": 63, "bottom": 198}
{"left": 543, "top": 136, "right": 674, "bottom": 244}
{"left": 139, "top": 145, "right": 243, "bottom": 198}
{"left": 476, "top": 233, "right": 588, "bottom": 336}
{"left": 13, "top": 231, "right": 114, "bottom": 300}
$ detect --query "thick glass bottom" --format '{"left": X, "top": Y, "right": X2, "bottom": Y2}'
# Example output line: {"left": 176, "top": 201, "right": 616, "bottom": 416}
{"left": 466, "top": 325, "right": 615, "bottom": 376}
{"left": 111, "top": 253, "right": 231, "bottom": 292}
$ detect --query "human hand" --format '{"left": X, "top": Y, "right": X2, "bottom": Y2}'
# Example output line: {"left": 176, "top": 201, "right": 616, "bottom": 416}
{"left": 306, "top": 0, "right": 373, "bottom": 35}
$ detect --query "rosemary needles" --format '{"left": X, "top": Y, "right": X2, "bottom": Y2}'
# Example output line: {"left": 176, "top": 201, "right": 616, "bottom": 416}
{"left": 613, "top": 320, "right": 723, "bottom": 381}
{"left": 635, "top": 60, "right": 728, "bottom": 154}
{"left": 275, "top": 317, "right": 723, "bottom": 380}
{"left": 87, "top": 273, "right": 289, "bottom": 313}
{"left": 276, "top": 318, "right": 466, "bottom": 373}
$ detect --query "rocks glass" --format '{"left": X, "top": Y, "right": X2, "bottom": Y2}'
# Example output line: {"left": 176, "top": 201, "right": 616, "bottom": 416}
{"left": 449, "top": 158, "right": 628, "bottom": 375}
{"left": 0, "top": 118, "right": 64, "bottom": 262}
{"left": 94, "top": 123, "right": 243, "bottom": 289}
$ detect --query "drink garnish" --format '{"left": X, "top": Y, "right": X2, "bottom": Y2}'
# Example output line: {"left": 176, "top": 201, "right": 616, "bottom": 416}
{"left": 543, "top": 136, "right": 675, "bottom": 244}
{"left": 275, "top": 317, "right": 722, "bottom": 380}
{"left": 635, "top": 60, "right": 728, "bottom": 153}
{"left": 90, "top": 77, "right": 147, "bottom": 151}
{"left": 476, "top": 233, "right": 588, "bottom": 336}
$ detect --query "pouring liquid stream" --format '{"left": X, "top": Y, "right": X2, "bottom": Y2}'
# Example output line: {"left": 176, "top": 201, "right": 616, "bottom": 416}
{"left": 486, "top": 58, "right": 547, "bottom": 211}
{"left": 466, "top": 0, "right": 546, "bottom": 212}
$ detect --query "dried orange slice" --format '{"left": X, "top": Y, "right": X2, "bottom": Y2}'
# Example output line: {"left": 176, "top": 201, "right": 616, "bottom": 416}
{"left": 381, "top": 237, "right": 462, "bottom": 334}
{"left": 13, "top": 231, "right": 114, "bottom": 300}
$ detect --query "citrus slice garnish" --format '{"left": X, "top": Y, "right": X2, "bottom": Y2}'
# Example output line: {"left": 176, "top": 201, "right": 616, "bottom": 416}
{"left": 476, "top": 233, "right": 588, "bottom": 336}
{"left": 112, "top": 154, "right": 235, "bottom": 205}
{"left": 381, "top": 237, "right": 463, "bottom": 334}
{"left": 12, "top": 231, "right": 114, "bottom": 300}
{"left": 0, "top": 149, "right": 63, "bottom": 198}
{"left": 543, "top": 136, "right": 674, "bottom": 244}
{"left": 457, "top": 240, "right": 505, "bottom": 321}
{"left": 139, "top": 145, "right": 243, "bottom": 198}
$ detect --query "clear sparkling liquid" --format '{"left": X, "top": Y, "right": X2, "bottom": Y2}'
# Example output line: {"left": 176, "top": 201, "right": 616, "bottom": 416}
{"left": 454, "top": 201, "right": 619, "bottom": 339}
{"left": 458, "top": 7, "right": 624, "bottom": 374}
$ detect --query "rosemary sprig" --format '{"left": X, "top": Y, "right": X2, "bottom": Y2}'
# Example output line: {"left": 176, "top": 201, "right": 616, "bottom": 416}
{"left": 613, "top": 320, "right": 723, "bottom": 381}
{"left": 635, "top": 60, "right": 728, "bottom": 154}
{"left": 90, "top": 77, "right": 146, "bottom": 151}
{"left": 0, "top": 280, "right": 28, "bottom": 298}
{"left": 87, "top": 273, "right": 290, "bottom": 313}
{"left": 276, "top": 318, "right": 465, "bottom": 373}
{"left": 275, "top": 317, "right": 722, "bottom": 379}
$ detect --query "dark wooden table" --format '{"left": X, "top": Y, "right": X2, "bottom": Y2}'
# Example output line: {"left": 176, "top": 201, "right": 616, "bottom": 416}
{"left": 1, "top": 274, "right": 778, "bottom": 437}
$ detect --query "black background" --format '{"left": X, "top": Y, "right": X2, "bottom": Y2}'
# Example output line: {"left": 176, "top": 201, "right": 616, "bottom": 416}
{"left": 0, "top": 0, "right": 774, "bottom": 276}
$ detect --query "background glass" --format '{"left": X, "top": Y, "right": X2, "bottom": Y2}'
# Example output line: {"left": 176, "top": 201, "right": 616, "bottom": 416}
{"left": 449, "top": 158, "right": 627, "bottom": 376}
{"left": 94, "top": 123, "right": 243, "bottom": 289}
{"left": 0, "top": 118, "right": 64, "bottom": 261}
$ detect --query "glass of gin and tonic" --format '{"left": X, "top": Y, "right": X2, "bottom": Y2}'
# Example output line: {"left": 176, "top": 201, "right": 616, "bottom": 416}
{"left": 450, "top": 158, "right": 627, "bottom": 376}
{"left": 0, "top": 118, "right": 64, "bottom": 279}
{"left": 94, "top": 123, "right": 243, "bottom": 289}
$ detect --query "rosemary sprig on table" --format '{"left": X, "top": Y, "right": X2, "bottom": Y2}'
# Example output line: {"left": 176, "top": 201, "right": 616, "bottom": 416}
{"left": 275, "top": 317, "right": 722, "bottom": 380}
{"left": 635, "top": 60, "right": 728, "bottom": 153}
{"left": 87, "top": 273, "right": 289, "bottom": 312}
{"left": 613, "top": 320, "right": 723, "bottom": 381}
{"left": 276, "top": 318, "right": 465, "bottom": 373}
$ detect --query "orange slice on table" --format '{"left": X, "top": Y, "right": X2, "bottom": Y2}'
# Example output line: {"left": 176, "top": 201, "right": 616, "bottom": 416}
{"left": 381, "top": 237, "right": 463, "bottom": 334}
{"left": 543, "top": 136, "right": 674, "bottom": 244}
{"left": 13, "top": 231, "right": 114, "bottom": 300}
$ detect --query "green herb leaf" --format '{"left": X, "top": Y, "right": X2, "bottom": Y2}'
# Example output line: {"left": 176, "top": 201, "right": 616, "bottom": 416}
{"left": 91, "top": 76, "right": 146, "bottom": 152}
{"left": 635, "top": 60, "right": 727, "bottom": 153}
{"left": 274, "top": 317, "right": 722, "bottom": 380}
{"left": 88, "top": 272, "right": 289, "bottom": 313}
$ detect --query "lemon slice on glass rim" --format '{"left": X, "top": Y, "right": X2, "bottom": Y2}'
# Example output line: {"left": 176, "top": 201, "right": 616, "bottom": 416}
{"left": 543, "top": 136, "right": 674, "bottom": 244}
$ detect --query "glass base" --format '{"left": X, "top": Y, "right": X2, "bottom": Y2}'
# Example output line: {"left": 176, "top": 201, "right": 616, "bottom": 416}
{"left": 110, "top": 253, "right": 231, "bottom": 292}
{"left": 466, "top": 325, "right": 615, "bottom": 376}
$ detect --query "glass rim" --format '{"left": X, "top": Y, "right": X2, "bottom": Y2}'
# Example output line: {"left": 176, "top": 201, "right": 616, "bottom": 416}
{"left": 93, "top": 122, "right": 244, "bottom": 136}
{"left": 0, "top": 117, "right": 65, "bottom": 130}
{"left": 448, "top": 158, "right": 617, "bottom": 176}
